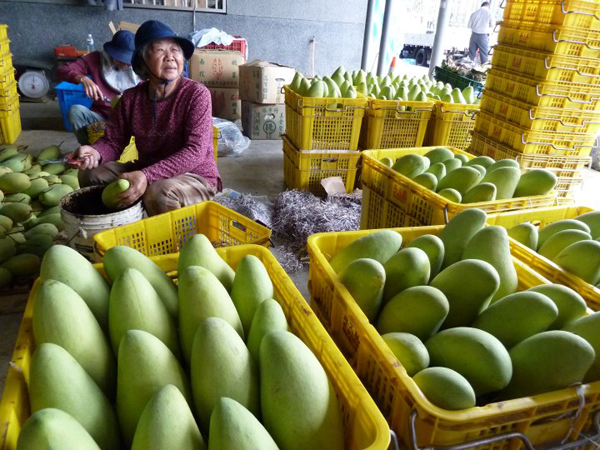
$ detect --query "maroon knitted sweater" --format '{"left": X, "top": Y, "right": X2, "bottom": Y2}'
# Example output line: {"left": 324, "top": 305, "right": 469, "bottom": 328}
{"left": 92, "top": 77, "right": 220, "bottom": 187}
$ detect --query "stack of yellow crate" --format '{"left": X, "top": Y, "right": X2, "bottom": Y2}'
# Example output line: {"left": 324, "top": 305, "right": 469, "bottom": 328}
{"left": 282, "top": 85, "right": 365, "bottom": 196}
{"left": 0, "top": 24, "right": 21, "bottom": 145}
{"left": 470, "top": 0, "right": 600, "bottom": 202}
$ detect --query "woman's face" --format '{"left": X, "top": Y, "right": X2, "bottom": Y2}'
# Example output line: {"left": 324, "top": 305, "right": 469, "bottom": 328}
{"left": 146, "top": 38, "right": 184, "bottom": 81}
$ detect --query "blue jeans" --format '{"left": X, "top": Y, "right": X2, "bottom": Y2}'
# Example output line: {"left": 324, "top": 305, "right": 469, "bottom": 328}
{"left": 67, "top": 105, "right": 105, "bottom": 145}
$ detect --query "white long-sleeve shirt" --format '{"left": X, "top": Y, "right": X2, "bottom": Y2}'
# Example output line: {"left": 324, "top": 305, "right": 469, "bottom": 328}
{"left": 468, "top": 7, "right": 494, "bottom": 34}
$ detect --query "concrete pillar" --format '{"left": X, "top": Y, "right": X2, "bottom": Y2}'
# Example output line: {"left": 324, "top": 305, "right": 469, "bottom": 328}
{"left": 428, "top": 0, "right": 452, "bottom": 78}
{"left": 376, "top": 0, "right": 395, "bottom": 76}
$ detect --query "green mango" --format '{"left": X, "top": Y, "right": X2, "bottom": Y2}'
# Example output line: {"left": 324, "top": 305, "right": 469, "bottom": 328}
{"left": 426, "top": 327, "right": 512, "bottom": 396}
{"left": 576, "top": 211, "right": 600, "bottom": 239}
{"left": 39, "top": 184, "right": 73, "bottom": 207}
{"left": 513, "top": 169, "right": 557, "bottom": 197}
{"left": 178, "top": 234, "right": 234, "bottom": 291}
{"left": 481, "top": 166, "right": 521, "bottom": 199}
{"left": 0, "top": 173, "right": 31, "bottom": 193}
{"left": 191, "top": 317, "right": 259, "bottom": 433}
{"left": 439, "top": 208, "right": 487, "bottom": 268}
{"left": 538, "top": 229, "right": 592, "bottom": 260}
{"left": 437, "top": 188, "right": 462, "bottom": 203}
{"left": 436, "top": 166, "right": 482, "bottom": 196}
{"left": 462, "top": 182, "right": 497, "bottom": 203}
{"left": 101, "top": 179, "right": 129, "bottom": 209}
{"left": 383, "top": 248, "right": 430, "bottom": 303}
{"left": 503, "top": 331, "right": 594, "bottom": 399}
{"left": 17, "top": 408, "right": 101, "bottom": 450}
{"left": 37, "top": 145, "right": 62, "bottom": 164}
{"left": 508, "top": 222, "right": 538, "bottom": 250}
{"left": 392, "top": 154, "right": 430, "bottom": 179}
{"left": 528, "top": 284, "right": 587, "bottom": 329}
{"left": 30, "top": 343, "right": 120, "bottom": 449}
{"left": 339, "top": 258, "right": 386, "bottom": 322}
{"left": 329, "top": 230, "right": 402, "bottom": 274}
{"left": 538, "top": 219, "right": 591, "bottom": 250}
{"left": 413, "top": 367, "right": 476, "bottom": 410}
{"left": 424, "top": 147, "right": 455, "bottom": 165}
{"left": 247, "top": 299, "right": 288, "bottom": 363}
{"left": 563, "top": 312, "right": 600, "bottom": 383}
{"left": 462, "top": 226, "right": 519, "bottom": 302}
{"left": 382, "top": 332, "right": 429, "bottom": 376}
{"left": 33, "top": 280, "right": 116, "bottom": 396}
{"left": 553, "top": 240, "right": 600, "bottom": 285}
{"left": 289, "top": 72, "right": 304, "bottom": 92}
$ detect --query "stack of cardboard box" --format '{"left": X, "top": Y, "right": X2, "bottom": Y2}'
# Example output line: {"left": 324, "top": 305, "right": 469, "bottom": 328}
{"left": 239, "top": 60, "right": 295, "bottom": 140}
{"left": 189, "top": 49, "right": 246, "bottom": 121}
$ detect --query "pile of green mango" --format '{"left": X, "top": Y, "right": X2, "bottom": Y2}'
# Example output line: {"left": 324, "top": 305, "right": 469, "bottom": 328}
{"left": 19, "top": 238, "right": 346, "bottom": 449}
{"left": 507, "top": 210, "right": 600, "bottom": 288}
{"left": 330, "top": 208, "right": 599, "bottom": 410}
{"left": 0, "top": 144, "right": 79, "bottom": 288}
{"left": 289, "top": 66, "right": 480, "bottom": 104}
{"left": 379, "top": 147, "right": 558, "bottom": 203}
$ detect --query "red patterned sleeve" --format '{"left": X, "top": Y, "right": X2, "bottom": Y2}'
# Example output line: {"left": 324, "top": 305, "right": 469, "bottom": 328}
{"left": 141, "top": 85, "right": 214, "bottom": 183}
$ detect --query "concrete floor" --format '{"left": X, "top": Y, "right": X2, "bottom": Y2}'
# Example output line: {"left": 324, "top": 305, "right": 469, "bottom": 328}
{"left": 2, "top": 99, "right": 600, "bottom": 397}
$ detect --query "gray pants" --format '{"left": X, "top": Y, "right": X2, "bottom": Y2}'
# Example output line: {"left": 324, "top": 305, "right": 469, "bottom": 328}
{"left": 78, "top": 161, "right": 216, "bottom": 216}
{"left": 469, "top": 32, "right": 490, "bottom": 64}
{"left": 67, "top": 105, "right": 105, "bottom": 145}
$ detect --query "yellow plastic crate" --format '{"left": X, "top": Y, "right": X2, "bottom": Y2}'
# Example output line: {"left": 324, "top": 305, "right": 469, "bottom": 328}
{"left": 93, "top": 200, "right": 271, "bottom": 258}
{"left": 503, "top": 0, "right": 600, "bottom": 30}
{"left": 0, "top": 38, "right": 9, "bottom": 58}
{"left": 0, "top": 79, "right": 17, "bottom": 109}
{"left": 361, "top": 147, "right": 558, "bottom": 227}
{"left": 481, "top": 89, "right": 600, "bottom": 134}
{"left": 0, "top": 245, "right": 391, "bottom": 450}
{"left": 0, "top": 25, "right": 7, "bottom": 41}
{"left": 487, "top": 205, "right": 600, "bottom": 311}
{"left": 486, "top": 68, "right": 600, "bottom": 110}
{"left": 0, "top": 53, "right": 12, "bottom": 72}
{"left": 0, "top": 63, "right": 15, "bottom": 87}
{"left": 359, "top": 98, "right": 434, "bottom": 149}
{"left": 469, "top": 131, "right": 592, "bottom": 177}
{"left": 0, "top": 98, "right": 21, "bottom": 145}
{"left": 284, "top": 85, "right": 367, "bottom": 150}
{"left": 492, "top": 44, "right": 600, "bottom": 84}
{"left": 307, "top": 225, "right": 600, "bottom": 449}
{"left": 282, "top": 134, "right": 360, "bottom": 195}
{"left": 424, "top": 101, "right": 479, "bottom": 150}
{"left": 475, "top": 110, "right": 596, "bottom": 156}
{"left": 498, "top": 20, "right": 600, "bottom": 58}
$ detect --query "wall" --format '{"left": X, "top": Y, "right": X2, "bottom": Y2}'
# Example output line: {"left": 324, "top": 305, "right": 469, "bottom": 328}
{"left": 0, "top": 0, "right": 367, "bottom": 78}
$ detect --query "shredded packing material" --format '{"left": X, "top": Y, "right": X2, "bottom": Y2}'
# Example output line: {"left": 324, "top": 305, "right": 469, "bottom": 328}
{"left": 215, "top": 190, "right": 361, "bottom": 273}
{"left": 272, "top": 190, "right": 361, "bottom": 272}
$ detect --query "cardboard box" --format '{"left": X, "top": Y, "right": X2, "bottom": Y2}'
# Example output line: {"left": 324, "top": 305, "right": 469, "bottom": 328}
{"left": 239, "top": 60, "right": 296, "bottom": 104}
{"left": 242, "top": 101, "right": 285, "bottom": 140}
{"left": 189, "top": 50, "right": 246, "bottom": 88}
{"left": 209, "top": 87, "right": 241, "bottom": 121}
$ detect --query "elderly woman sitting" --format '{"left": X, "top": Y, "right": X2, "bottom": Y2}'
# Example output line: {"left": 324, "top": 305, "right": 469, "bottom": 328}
{"left": 72, "top": 20, "right": 221, "bottom": 216}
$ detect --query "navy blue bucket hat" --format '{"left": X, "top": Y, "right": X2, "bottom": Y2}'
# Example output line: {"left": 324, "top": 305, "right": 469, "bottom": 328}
{"left": 103, "top": 30, "right": 136, "bottom": 64}
{"left": 132, "top": 20, "right": 195, "bottom": 77}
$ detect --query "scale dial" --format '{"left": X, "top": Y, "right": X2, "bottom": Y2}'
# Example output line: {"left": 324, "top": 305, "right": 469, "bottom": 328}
{"left": 18, "top": 70, "right": 50, "bottom": 99}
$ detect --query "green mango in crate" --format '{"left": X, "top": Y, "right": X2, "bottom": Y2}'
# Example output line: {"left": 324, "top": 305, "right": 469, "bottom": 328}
{"left": 538, "top": 219, "right": 591, "bottom": 250}
{"left": 117, "top": 330, "right": 192, "bottom": 445}
{"left": 463, "top": 226, "right": 519, "bottom": 303}
{"left": 528, "top": 284, "right": 587, "bottom": 330}
{"left": 508, "top": 222, "right": 538, "bottom": 250}
{"left": 329, "top": 230, "right": 402, "bottom": 274}
{"left": 109, "top": 268, "right": 180, "bottom": 357}
{"left": 378, "top": 286, "right": 449, "bottom": 340}
{"left": 247, "top": 299, "right": 288, "bottom": 363}
{"left": 513, "top": 169, "right": 557, "bottom": 197}
{"left": 30, "top": 343, "right": 120, "bottom": 449}
{"left": 431, "top": 260, "right": 500, "bottom": 329}
{"left": 502, "top": 331, "right": 594, "bottom": 399}
{"left": 413, "top": 367, "right": 476, "bottom": 410}
{"left": 104, "top": 245, "right": 178, "bottom": 319}
{"left": 339, "top": 258, "right": 386, "bottom": 322}
{"left": 472, "top": 291, "right": 558, "bottom": 349}
{"left": 382, "top": 332, "right": 429, "bottom": 376}
{"left": 261, "top": 330, "right": 345, "bottom": 450}
{"left": 33, "top": 279, "right": 116, "bottom": 396}
{"left": 426, "top": 327, "right": 512, "bottom": 396}
{"left": 131, "top": 385, "right": 205, "bottom": 450}
{"left": 191, "top": 317, "right": 259, "bottom": 433}
{"left": 178, "top": 234, "right": 235, "bottom": 291}
{"left": 40, "top": 245, "right": 111, "bottom": 331}
{"left": 179, "top": 266, "right": 243, "bottom": 365}
{"left": 17, "top": 408, "right": 101, "bottom": 450}
{"left": 209, "top": 398, "right": 277, "bottom": 450}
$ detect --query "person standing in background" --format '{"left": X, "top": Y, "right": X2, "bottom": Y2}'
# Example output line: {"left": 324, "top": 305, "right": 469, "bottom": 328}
{"left": 467, "top": 2, "right": 494, "bottom": 64}
{"left": 56, "top": 30, "right": 140, "bottom": 144}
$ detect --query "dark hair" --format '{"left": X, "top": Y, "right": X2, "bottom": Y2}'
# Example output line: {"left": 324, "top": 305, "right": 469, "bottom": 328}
{"left": 481, "top": 1, "right": 490, "bottom": 6}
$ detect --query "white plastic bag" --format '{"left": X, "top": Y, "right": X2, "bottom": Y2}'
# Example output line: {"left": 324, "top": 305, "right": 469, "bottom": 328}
{"left": 213, "top": 118, "right": 250, "bottom": 157}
